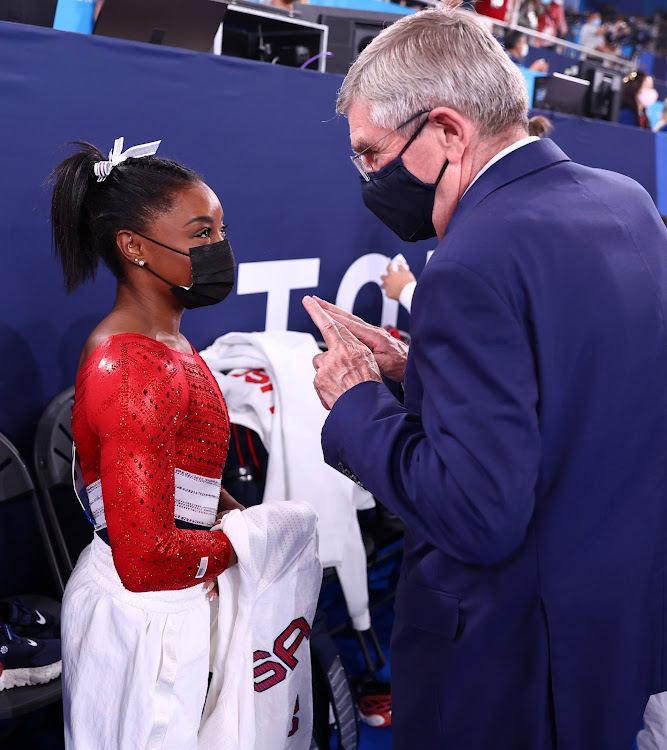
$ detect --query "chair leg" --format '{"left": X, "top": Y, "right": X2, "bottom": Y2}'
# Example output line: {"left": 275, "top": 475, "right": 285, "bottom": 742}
{"left": 353, "top": 626, "right": 386, "bottom": 674}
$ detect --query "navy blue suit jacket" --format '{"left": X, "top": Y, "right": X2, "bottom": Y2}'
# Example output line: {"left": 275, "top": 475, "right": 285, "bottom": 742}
{"left": 322, "top": 139, "right": 667, "bottom": 749}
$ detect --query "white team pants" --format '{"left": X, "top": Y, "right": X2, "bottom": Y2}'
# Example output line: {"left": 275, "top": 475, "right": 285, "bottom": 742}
{"left": 62, "top": 535, "right": 211, "bottom": 750}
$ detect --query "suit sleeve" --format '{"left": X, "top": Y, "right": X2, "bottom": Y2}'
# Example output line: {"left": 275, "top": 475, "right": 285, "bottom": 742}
{"left": 87, "top": 339, "right": 232, "bottom": 592}
{"left": 321, "top": 260, "right": 541, "bottom": 566}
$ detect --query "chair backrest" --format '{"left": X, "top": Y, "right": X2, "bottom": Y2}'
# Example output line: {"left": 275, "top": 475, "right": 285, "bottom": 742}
{"left": 0, "top": 433, "right": 36, "bottom": 504}
{"left": 33, "top": 386, "right": 75, "bottom": 490}
{"left": 32, "top": 387, "right": 91, "bottom": 593}
{"left": 0, "top": 431, "right": 66, "bottom": 596}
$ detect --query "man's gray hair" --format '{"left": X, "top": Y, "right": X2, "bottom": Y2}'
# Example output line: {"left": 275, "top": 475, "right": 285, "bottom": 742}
{"left": 337, "top": 3, "right": 529, "bottom": 137}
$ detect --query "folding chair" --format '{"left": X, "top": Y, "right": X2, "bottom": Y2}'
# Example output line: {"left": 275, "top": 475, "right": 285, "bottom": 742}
{"left": 33, "top": 387, "right": 91, "bottom": 597}
{"left": 0, "top": 432, "right": 62, "bottom": 721}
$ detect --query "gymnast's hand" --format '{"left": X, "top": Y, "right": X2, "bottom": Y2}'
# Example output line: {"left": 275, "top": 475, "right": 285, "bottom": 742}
{"left": 305, "top": 296, "right": 409, "bottom": 383}
{"left": 217, "top": 487, "right": 245, "bottom": 518}
{"left": 204, "top": 488, "right": 242, "bottom": 601}
{"left": 302, "top": 295, "right": 383, "bottom": 410}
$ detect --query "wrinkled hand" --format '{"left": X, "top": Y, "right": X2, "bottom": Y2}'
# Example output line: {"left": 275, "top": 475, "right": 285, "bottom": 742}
{"left": 381, "top": 263, "right": 416, "bottom": 302}
{"left": 307, "top": 296, "right": 409, "bottom": 382}
{"left": 302, "top": 296, "right": 383, "bottom": 410}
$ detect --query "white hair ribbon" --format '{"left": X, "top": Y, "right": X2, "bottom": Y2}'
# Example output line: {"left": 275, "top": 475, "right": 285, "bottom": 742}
{"left": 93, "top": 137, "right": 162, "bottom": 182}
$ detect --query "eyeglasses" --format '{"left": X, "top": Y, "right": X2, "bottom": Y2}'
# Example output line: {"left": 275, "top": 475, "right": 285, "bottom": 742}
{"left": 350, "top": 110, "right": 430, "bottom": 182}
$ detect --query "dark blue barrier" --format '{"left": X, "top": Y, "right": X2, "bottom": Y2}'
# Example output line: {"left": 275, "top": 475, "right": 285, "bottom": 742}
{"left": 657, "top": 132, "right": 667, "bottom": 216}
{"left": 0, "top": 20, "right": 661, "bottom": 594}
{"left": 0, "top": 19, "right": 661, "bottom": 446}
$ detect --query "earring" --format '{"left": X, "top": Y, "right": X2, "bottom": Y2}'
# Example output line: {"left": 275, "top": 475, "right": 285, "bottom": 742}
{"left": 129, "top": 239, "right": 133, "bottom": 248}
{"left": 139, "top": 260, "right": 145, "bottom": 267}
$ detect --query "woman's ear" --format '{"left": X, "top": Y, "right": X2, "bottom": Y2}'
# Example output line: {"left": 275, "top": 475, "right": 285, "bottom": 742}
{"left": 117, "top": 230, "right": 145, "bottom": 266}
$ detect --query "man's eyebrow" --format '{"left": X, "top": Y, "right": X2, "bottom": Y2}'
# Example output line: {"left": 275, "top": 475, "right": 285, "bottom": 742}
{"left": 351, "top": 139, "right": 375, "bottom": 155}
{"left": 183, "top": 215, "right": 214, "bottom": 227}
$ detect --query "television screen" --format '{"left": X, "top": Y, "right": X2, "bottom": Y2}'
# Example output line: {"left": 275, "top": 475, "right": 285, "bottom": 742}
{"left": 576, "top": 60, "right": 623, "bottom": 123}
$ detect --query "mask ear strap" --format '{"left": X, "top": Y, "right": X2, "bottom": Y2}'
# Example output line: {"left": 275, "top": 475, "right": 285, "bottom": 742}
{"left": 140, "top": 261, "right": 191, "bottom": 291}
{"left": 398, "top": 115, "right": 430, "bottom": 158}
{"left": 435, "top": 160, "right": 449, "bottom": 185}
{"left": 134, "top": 230, "right": 190, "bottom": 257}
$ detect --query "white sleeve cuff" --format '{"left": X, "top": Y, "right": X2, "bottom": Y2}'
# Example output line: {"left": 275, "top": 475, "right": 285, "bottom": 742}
{"left": 399, "top": 280, "right": 417, "bottom": 313}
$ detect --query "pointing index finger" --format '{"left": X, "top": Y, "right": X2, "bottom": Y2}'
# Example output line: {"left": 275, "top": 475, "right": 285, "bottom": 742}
{"left": 302, "top": 296, "right": 355, "bottom": 349}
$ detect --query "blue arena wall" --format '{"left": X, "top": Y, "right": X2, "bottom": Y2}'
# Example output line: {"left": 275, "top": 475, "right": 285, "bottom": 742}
{"left": 0, "top": 18, "right": 664, "bottom": 595}
{"left": 0, "top": 20, "right": 662, "bottom": 449}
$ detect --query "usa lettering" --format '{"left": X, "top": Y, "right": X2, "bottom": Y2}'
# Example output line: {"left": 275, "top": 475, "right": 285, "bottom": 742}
{"left": 253, "top": 617, "right": 311, "bottom": 693}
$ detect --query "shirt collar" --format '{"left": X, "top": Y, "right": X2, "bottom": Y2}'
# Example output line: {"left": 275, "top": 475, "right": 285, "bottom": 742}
{"left": 462, "top": 136, "right": 540, "bottom": 198}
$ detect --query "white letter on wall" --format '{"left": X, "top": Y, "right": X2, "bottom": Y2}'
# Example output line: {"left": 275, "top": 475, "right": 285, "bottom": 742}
{"left": 335, "top": 253, "right": 399, "bottom": 327}
{"left": 237, "top": 259, "right": 321, "bottom": 331}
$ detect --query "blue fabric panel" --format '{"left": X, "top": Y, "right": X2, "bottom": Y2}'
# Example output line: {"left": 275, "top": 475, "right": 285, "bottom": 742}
{"left": 656, "top": 131, "right": 667, "bottom": 217}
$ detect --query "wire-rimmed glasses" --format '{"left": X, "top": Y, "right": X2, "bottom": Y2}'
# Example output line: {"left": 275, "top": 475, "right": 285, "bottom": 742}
{"left": 349, "top": 110, "right": 430, "bottom": 182}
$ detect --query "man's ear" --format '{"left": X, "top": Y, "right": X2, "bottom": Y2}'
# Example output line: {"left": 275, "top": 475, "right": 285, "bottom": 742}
{"left": 428, "top": 107, "right": 470, "bottom": 164}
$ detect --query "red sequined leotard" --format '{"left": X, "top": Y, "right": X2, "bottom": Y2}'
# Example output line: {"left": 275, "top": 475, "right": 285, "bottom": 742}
{"left": 72, "top": 333, "right": 232, "bottom": 592}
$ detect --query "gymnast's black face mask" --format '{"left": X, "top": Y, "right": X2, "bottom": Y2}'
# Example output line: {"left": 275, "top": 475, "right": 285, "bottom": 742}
{"left": 359, "top": 116, "right": 448, "bottom": 242}
{"left": 134, "top": 232, "right": 236, "bottom": 309}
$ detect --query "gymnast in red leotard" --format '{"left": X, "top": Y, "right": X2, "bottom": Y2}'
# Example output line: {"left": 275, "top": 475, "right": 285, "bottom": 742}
{"left": 72, "top": 333, "right": 233, "bottom": 590}
{"left": 49, "top": 139, "right": 245, "bottom": 749}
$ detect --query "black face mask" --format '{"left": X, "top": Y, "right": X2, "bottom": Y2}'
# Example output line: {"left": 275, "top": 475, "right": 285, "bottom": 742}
{"left": 134, "top": 232, "right": 236, "bottom": 309}
{"left": 359, "top": 116, "right": 448, "bottom": 242}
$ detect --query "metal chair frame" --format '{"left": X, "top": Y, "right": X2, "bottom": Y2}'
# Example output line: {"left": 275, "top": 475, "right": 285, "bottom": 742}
{"left": 0, "top": 432, "right": 62, "bottom": 721}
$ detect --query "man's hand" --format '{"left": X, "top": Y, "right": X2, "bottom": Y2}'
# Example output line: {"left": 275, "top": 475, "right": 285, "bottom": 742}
{"left": 302, "top": 296, "right": 383, "bottom": 410}
{"left": 307, "top": 296, "right": 409, "bottom": 382}
{"left": 381, "top": 262, "right": 416, "bottom": 301}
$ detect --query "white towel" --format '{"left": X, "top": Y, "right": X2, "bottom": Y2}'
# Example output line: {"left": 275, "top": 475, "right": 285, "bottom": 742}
{"left": 199, "top": 502, "right": 322, "bottom": 750}
{"left": 201, "top": 331, "right": 372, "bottom": 630}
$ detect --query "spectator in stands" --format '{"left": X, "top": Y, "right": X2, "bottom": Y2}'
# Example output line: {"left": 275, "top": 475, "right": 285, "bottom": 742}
{"left": 579, "top": 11, "right": 603, "bottom": 49}
{"left": 619, "top": 71, "right": 658, "bottom": 129}
{"left": 653, "top": 101, "right": 667, "bottom": 133}
{"left": 518, "top": 0, "right": 541, "bottom": 30}
{"left": 504, "top": 29, "right": 549, "bottom": 72}
{"left": 534, "top": 0, "right": 568, "bottom": 47}
{"left": 601, "top": 19, "right": 632, "bottom": 57}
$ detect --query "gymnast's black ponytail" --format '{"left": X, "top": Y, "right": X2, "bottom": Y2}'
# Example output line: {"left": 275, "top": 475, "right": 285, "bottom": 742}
{"left": 48, "top": 141, "right": 202, "bottom": 292}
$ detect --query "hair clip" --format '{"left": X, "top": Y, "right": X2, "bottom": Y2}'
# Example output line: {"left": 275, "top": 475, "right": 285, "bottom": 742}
{"left": 93, "top": 137, "right": 161, "bottom": 182}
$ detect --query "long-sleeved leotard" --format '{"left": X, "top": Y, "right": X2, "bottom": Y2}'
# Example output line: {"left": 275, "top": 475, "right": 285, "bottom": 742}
{"left": 72, "top": 333, "right": 232, "bottom": 592}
